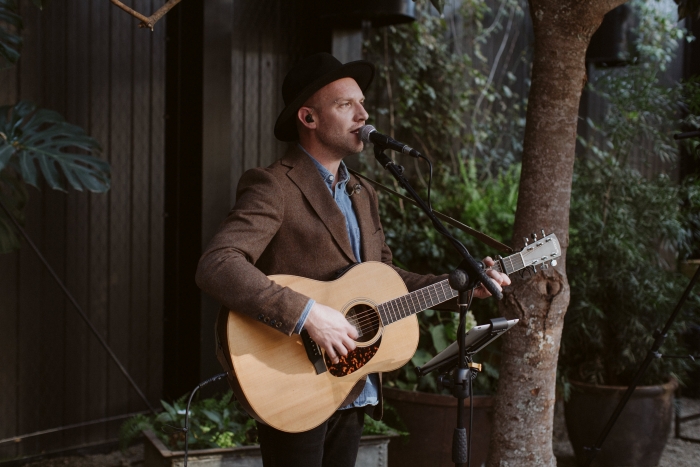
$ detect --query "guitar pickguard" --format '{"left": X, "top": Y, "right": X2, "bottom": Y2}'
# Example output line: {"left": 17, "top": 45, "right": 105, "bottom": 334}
{"left": 325, "top": 337, "right": 382, "bottom": 377}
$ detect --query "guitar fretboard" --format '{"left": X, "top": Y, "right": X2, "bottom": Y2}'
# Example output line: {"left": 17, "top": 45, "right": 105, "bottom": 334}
{"left": 375, "top": 250, "right": 528, "bottom": 326}
{"left": 377, "top": 280, "right": 458, "bottom": 325}
{"left": 492, "top": 252, "right": 525, "bottom": 275}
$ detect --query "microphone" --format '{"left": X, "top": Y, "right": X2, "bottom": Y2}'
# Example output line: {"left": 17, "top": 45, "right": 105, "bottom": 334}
{"left": 359, "top": 125, "right": 422, "bottom": 158}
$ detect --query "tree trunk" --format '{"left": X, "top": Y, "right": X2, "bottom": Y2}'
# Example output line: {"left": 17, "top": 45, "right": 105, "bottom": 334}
{"left": 487, "top": 1, "right": 626, "bottom": 466}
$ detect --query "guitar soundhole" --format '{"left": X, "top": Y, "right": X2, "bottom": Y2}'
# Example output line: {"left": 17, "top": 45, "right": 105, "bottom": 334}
{"left": 344, "top": 304, "right": 380, "bottom": 343}
{"left": 325, "top": 337, "right": 382, "bottom": 377}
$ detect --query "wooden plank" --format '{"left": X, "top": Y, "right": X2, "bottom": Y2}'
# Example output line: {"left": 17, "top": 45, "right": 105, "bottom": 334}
{"left": 200, "top": 0, "right": 234, "bottom": 382}
{"left": 243, "top": 28, "right": 261, "bottom": 172}
{"left": 0, "top": 28, "right": 19, "bottom": 456}
{"left": 108, "top": 0, "right": 133, "bottom": 434}
{"left": 128, "top": 0, "right": 152, "bottom": 414}
{"left": 15, "top": 1, "right": 45, "bottom": 457}
{"left": 85, "top": 0, "right": 111, "bottom": 446}
{"left": 0, "top": 252, "right": 19, "bottom": 459}
{"left": 38, "top": 0, "right": 68, "bottom": 452}
{"left": 148, "top": 0, "right": 165, "bottom": 403}
{"left": 62, "top": 0, "right": 91, "bottom": 448}
{"left": 230, "top": 0, "right": 245, "bottom": 200}
{"left": 258, "top": 31, "right": 276, "bottom": 168}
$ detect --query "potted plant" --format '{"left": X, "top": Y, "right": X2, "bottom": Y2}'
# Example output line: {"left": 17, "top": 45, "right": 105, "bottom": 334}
{"left": 120, "top": 391, "right": 403, "bottom": 467}
{"left": 558, "top": 4, "right": 700, "bottom": 463}
{"left": 560, "top": 157, "right": 699, "bottom": 467}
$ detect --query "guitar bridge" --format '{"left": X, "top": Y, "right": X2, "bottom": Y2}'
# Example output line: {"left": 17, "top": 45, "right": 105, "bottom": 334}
{"left": 301, "top": 330, "right": 327, "bottom": 375}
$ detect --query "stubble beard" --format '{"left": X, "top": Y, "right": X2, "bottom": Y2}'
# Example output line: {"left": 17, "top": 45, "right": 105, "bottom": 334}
{"left": 317, "top": 127, "right": 363, "bottom": 160}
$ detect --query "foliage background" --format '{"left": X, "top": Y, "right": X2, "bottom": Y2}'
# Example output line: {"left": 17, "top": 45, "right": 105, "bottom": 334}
{"left": 559, "top": 0, "right": 700, "bottom": 387}
{"left": 360, "top": 0, "right": 530, "bottom": 394}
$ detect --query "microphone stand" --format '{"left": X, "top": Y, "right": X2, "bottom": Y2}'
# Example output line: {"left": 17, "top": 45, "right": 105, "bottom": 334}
{"left": 372, "top": 145, "right": 502, "bottom": 467}
{"left": 371, "top": 146, "right": 502, "bottom": 301}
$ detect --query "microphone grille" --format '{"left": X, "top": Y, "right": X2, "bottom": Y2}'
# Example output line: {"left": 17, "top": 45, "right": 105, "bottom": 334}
{"left": 359, "top": 125, "right": 376, "bottom": 145}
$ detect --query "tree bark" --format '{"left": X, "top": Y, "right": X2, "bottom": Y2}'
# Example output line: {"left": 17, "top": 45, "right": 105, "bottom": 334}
{"left": 487, "top": 1, "right": 626, "bottom": 466}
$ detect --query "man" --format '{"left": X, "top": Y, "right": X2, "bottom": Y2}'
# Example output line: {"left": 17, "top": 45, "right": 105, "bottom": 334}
{"left": 196, "top": 53, "right": 510, "bottom": 467}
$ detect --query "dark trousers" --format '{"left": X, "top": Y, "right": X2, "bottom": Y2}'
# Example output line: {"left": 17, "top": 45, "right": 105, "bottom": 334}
{"left": 256, "top": 408, "right": 365, "bottom": 467}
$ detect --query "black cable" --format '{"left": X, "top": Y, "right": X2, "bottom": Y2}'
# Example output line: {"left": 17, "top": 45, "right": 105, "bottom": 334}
{"left": 0, "top": 198, "right": 157, "bottom": 414}
{"left": 164, "top": 372, "right": 229, "bottom": 467}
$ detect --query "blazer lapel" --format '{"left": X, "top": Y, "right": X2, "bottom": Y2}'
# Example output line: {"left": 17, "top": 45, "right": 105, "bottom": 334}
{"left": 283, "top": 147, "right": 357, "bottom": 263}
{"left": 349, "top": 172, "right": 381, "bottom": 262}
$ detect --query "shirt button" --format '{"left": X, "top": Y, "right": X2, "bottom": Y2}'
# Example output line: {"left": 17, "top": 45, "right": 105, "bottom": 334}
{"left": 257, "top": 314, "right": 264, "bottom": 321}
{"left": 328, "top": 175, "right": 334, "bottom": 181}
{"left": 275, "top": 322, "right": 282, "bottom": 328}
{"left": 263, "top": 316, "right": 270, "bottom": 323}
{"left": 270, "top": 319, "right": 276, "bottom": 326}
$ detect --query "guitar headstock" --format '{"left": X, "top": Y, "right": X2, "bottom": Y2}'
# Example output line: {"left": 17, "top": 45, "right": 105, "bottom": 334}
{"left": 519, "top": 230, "right": 561, "bottom": 270}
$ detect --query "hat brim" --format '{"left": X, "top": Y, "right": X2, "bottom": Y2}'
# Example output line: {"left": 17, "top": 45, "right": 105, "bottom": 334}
{"left": 274, "top": 60, "right": 375, "bottom": 142}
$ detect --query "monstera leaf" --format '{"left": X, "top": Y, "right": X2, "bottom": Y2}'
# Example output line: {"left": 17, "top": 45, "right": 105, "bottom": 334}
{"left": 0, "top": 0, "right": 22, "bottom": 69}
{"left": 0, "top": 101, "right": 110, "bottom": 192}
{"left": 0, "top": 167, "right": 26, "bottom": 253}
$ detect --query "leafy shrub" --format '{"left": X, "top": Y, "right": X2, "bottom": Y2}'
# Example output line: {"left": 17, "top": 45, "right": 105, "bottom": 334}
{"left": 561, "top": 158, "right": 699, "bottom": 387}
{"left": 120, "top": 391, "right": 404, "bottom": 451}
{"left": 360, "top": 1, "right": 528, "bottom": 394}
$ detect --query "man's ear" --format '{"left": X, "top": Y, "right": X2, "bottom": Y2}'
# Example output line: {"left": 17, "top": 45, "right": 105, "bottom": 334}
{"left": 298, "top": 107, "right": 316, "bottom": 129}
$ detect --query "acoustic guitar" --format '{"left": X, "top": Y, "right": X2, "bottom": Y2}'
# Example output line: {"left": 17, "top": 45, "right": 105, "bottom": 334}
{"left": 222, "top": 233, "right": 561, "bottom": 432}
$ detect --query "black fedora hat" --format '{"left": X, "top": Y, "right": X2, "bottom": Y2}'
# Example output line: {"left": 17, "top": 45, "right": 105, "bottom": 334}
{"left": 274, "top": 53, "right": 375, "bottom": 142}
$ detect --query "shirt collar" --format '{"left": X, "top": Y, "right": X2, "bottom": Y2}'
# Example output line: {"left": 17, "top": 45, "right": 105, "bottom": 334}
{"left": 298, "top": 144, "right": 350, "bottom": 190}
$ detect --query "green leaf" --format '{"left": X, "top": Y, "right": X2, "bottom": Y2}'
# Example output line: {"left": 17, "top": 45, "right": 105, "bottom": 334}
{"left": 410, "top": 348, "right": 433, "bottom": 368}
{"left": 0, "top": 0, "right": 23, "bottom": 69}
{"left": 0, "top": 168, "right": 27, "bottom": 253}
{"left": 429, "top": 323, "right": 449, "bottom": 352}
{"left": 0, "top": 101, "right": 110, "bottom": 193}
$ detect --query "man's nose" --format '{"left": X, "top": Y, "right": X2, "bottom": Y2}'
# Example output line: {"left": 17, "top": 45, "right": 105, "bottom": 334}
{"left": 356, "top": 105, "right": 369, "bottom": 121}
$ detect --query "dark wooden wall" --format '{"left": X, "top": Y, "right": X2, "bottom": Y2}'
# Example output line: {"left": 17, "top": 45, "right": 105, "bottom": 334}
{"left": 0, "top": 0, "right": 164, "bottom": 458}
{"left": 196, "top": 0, "right": 331, "bottom": 383}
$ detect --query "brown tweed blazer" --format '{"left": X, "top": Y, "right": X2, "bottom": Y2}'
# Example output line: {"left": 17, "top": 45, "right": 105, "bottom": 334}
{"left": 196, "top": 145, "right": 446, "bottom": 333}
{"left": 196, "top": 145, "right": 447, "bottom": 418}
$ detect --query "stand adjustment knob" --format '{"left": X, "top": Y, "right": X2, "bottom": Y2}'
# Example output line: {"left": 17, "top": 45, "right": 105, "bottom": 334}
{"left": 467, "top": 362, "right": 482, "bottom": 372}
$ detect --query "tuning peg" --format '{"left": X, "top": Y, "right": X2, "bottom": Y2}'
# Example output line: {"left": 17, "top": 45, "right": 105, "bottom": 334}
{"left": 541, "top": 229, "right": 546, "bottom": 238}
{"left": 541, "top": 263, "right": 548, "bottom": 270}
{"left": 523, "top": 237, "right": 529, "bottom": 246}
{"left": 532, "top": 232, "right": 538, "bottom": 241}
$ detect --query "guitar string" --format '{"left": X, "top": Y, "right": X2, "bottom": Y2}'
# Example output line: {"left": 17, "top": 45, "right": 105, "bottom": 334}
{"left": 338, "top": 253, "right": 550, "bottom": 336}
{"left": 346, "top": 284, "right": 457, "bottom": 332}
{"left": 346, "top": 289, "right": 450, "bottom": 332}
{"left": 345, "top": 260, "right": 525, "bottom": 333}
{"left": 346, "top": 282, "right": 452, "bottom": 325}
{"left": 349, "top": 283, "right": 466, "bottom": 335}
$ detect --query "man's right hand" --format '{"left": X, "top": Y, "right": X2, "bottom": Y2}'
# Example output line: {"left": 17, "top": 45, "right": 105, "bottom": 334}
{"left": 303, "top": 303, "right": 358, "bottom": 364}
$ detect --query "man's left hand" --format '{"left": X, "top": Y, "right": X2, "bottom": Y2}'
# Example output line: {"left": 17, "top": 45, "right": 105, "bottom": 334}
{"left": 473, "top": 256, "right": 511, "bottom": 299}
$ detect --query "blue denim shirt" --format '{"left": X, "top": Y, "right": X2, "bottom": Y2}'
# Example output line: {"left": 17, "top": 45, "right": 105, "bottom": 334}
{"left": 292, "top": 145, "right": 379, "bottom": 410}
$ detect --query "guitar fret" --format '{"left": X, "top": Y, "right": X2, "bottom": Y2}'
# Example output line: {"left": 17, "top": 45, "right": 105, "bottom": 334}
{"left": 390, "top": 299, "right": 399, "bottom": 322}
{"left": 378, "top": 279, "right": 459, "bottom": 326}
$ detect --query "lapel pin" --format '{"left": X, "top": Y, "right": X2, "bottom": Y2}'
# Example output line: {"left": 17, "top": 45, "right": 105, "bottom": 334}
{"left": 347, "top": 183, "right": 362, "bottom": 197}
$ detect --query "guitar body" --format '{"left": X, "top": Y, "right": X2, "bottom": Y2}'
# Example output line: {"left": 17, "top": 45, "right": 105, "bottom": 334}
{"left": 224, "top": 261, "right": 418, "bottom": 433}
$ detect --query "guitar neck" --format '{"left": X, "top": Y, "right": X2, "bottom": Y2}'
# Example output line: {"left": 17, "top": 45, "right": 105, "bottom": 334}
{"left": 377, "top": 251, "right": 529, "bottom": 326}
{"left": 377, "top": 279, "right": 457, "bottom": 325}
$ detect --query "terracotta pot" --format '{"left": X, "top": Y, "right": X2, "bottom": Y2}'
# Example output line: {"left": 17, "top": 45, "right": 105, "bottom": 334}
{"left": 382, "top": 387, "right": 493, "bottom": 467}
{"left": 564, "top": 379, "right": 678, "bottom": 467}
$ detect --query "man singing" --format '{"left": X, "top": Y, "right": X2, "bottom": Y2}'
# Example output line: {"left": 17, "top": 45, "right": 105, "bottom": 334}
{"left": 196, "top": 53, "right": 510, "bottom": 467}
